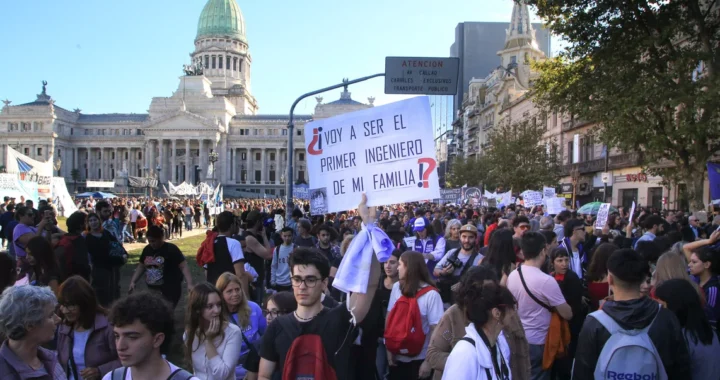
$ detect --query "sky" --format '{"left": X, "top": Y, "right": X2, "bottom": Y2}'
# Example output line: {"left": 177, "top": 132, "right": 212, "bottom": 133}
{"left": 0, "top": 0, "right": 550, "bottom": 116}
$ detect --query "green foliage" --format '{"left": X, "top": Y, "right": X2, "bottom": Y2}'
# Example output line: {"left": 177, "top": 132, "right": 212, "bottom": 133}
{"left": 527, "top": 0, "right": 720, "bottom": 210}
{"left": 448, "top": 119, "right": 560, "bottom": 191}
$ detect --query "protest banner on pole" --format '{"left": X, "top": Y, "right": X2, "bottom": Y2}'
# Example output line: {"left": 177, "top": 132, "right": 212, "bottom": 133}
{"left": 305, "top": 96, "right": 440, "bottom": 213}
{"left": 595, "top": 203, "right": 611, "bottom": 229}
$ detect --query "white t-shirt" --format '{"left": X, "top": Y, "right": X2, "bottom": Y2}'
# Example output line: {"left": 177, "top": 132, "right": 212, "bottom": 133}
{"left": 507, "top": 265, "right": 567, "bottom": 345}
{"left": 101, "top": 360, "right": 200, "bottom": 380}
{"left": 70, "top": 330, "right": 91, "bottom": 380}
{"left": 387, "top": 282, "right": 444, "bottom": 362}
{"left": 203, "top": 235, "right": 244, "bottom": 269}
{"left": 129, "top": 209, "right": 143, "bottom": 223}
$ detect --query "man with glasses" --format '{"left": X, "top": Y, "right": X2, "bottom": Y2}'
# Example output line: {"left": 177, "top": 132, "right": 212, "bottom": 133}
{"left": 512, "top": 215, "right": 532, "bottom": 261}
{"left": 688, "top": 215, "right": 703, "bottom": 240}
{"left": 258, "top": 196, "right": 383, "bottom": 380}
{"left": 559, "top": 218, "right": 596, "bottom": 280}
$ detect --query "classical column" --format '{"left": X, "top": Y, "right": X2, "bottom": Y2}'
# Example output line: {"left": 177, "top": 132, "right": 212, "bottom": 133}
{"left": 260, "top": 148, "right": 266, "bottom": 186}
{"left": 275, "top": 148, "right": 281, "bottom": 184}
{"left": 212, "top": 139, "right": 219, "bottom": 184}
{"left": 248, "top": 148, "right": 254, "bottom": 184}
{"left": 158, "top": 140, "right": 166, "bottom": 183}
{"left": 199, "top": 139, "right": 207, "bottom": 182}
{"left": 232, "top": 148, "right": 238, "bottom": 182}
{"left": 171, "top": 139, "right": 177, "bottom": 183}
{"left": 222, "top": 138, "right": 229, "bottom": 184}
{"left": 185, "top": 140, "right": 192, "bottom": 184}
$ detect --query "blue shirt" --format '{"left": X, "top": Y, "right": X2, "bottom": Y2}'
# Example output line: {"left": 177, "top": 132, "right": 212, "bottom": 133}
{"left": 633, "top": 231, "right": 656, "bottom": 249}
{"left": 231, "top": 301, "right": 267, "bottom": 379}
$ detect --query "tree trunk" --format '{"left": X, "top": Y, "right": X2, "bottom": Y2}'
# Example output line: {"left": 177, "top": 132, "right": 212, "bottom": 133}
{"left": 683, "top": 162, "right": 707, "bottom": 213}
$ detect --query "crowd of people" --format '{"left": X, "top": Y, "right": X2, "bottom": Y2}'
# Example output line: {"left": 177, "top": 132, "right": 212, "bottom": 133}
{"left": 0, "top": 192, "right": 719, "bottom": 380}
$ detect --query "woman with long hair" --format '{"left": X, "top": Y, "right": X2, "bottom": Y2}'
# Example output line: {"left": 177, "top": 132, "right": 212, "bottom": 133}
{"left": 373, "top": 249, "right": 402, "bottom": 379}
{"left": 26, "top": 236, "right": 61, "bottom": 294}
{"left": 263, "top": 291, "right": 297, "bottom": 325}
{"left": 215, "top": 273, "right": 266, "bottom": 379}
{"left": 444, "top": 219, "right": 462, "bottom": 253}
{"left": 655, "top": 279, "right": 720, "bottom": 379}
{"left": 386, "top": 251, "right": 444, "bottom": 380}
{"left": 481, "top": 228, "right": 517, "bottom": 286}
{"left": 184, "top": 282, "right": 242, "bottom": 380}
{"left": 84, "top": 213, "right": 124, "bottom": 307}
{"left": 652, "top": 252, "right": 704, "bottom": 301}
{"left": 585, "top": 242, "right": 617, "bottom": 311}
{"left": 688, "top": 247, "right": 720, "bottom": 330}
{"left": 441, "top": 282, "right": 517, "bottom": 380}
{"left": 56, "top": 276, "right": 120, "bottom": 380}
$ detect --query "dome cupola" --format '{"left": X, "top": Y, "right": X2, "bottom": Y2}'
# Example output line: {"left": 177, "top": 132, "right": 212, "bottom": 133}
{"left": 196, "top": 0, "right": 246, "bottom": 42}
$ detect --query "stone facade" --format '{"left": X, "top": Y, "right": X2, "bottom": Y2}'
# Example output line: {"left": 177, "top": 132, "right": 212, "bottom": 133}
{"left": 0, "top": 0, "right": 371, "bottom": 197}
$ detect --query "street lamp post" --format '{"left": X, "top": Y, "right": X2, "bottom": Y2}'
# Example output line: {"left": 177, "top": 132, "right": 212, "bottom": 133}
{"left": 571, "top": 166, "right": 580, "bottom": 209}
{"left": 209, "top": 151, "right": 219, "bottom": 188}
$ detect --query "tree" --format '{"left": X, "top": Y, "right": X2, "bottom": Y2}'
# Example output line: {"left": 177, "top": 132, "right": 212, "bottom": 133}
{"left": 483, "top": 118, "right": 560, "bottom": 191}
{"left": 447, "top": 119, "right": 560, "bottom": 191}
{"left": 527, "top": 0, "right": 720, "bottom": 211}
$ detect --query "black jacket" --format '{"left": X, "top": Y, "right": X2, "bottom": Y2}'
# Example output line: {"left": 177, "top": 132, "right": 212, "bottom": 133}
{"left": 572, "top": 296, "right": 690, "bottom": 379}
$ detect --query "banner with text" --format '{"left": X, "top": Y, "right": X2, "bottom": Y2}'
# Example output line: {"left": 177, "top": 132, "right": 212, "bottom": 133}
{"left": 5, "top": 145, "right": 53, "bottom": 199}
{"left": 439, "top": 188, "right": 463, "bottom": 204}
{"left": 305, "top": 96, "right": 439, "bottom": 213}
{"left": 0, "top": 173, "right": 39, "bottom": 203}
{"left": 293, "top": 184, "right": 309, "bottom": 200}
{"left": 51, "top": 177, "right": 79, "bottom": 217}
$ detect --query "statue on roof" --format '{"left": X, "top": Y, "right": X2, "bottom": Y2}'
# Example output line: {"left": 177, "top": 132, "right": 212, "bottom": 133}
{"left": 183, "top": 60, "right": 204, "bottom": 76}
{"left": 41, "top": 80, "right": 48, "bottom": 95}
{"left": 2, "top": 99, "right": 10, "bottom": 107}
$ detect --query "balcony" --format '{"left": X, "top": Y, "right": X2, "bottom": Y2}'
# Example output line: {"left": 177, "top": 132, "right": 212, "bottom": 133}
{"left": 452, "top": 118, "right": 462, "bottom": 127}
{"left": 468, "top": 122, "right": 479, "bottom": 132}
{"left": 482, "top": 123, "right": 494, "bottom": 131}
{"left": 559, "top": 152, "right": 643, "bottom": 176}
{"left": 468, "top": 109, "right": 479, "bottom": 118}
{"left": 562, "top": 118, "right": 591, "bottom": 131}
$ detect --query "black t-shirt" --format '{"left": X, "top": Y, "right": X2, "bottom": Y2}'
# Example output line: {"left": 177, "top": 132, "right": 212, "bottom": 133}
{"left": 139, "top": 242, "right": 185, "bottom": 301}
{"left": 241, "top": 231, "right": 266, "bottom": 285}
{"left": 260, "top": 304, "right": 356, "bottom": 380}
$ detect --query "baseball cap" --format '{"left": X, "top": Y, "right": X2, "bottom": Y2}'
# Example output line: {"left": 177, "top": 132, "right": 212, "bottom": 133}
{"left": 413, "top": 217, "right": 429, "bottom": 232}
{"left": 459, "top": 224, "right": 477, "bottom": 236}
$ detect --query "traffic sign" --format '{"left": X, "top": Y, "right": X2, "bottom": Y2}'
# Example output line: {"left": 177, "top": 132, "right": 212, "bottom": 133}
{"left": 384, "top": 57, "right": 459, "bottom": 95}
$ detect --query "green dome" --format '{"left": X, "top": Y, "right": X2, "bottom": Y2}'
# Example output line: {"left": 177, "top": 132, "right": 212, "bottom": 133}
{"left": 196, "top": 0, "right": 246, "bottom": 41}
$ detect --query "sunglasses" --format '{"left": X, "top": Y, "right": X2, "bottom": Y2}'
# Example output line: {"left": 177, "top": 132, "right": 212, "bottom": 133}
{"left": 518, "top": 225, "right": 530, "bottom": 230}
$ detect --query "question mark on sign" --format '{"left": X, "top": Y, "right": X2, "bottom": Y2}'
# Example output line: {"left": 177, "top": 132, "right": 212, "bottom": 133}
{"left": 417, "top": 158, "right": 437, "bottom": 188}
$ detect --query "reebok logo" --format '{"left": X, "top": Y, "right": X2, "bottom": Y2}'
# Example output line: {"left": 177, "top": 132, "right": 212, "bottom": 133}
{"left": 607, "top": 371, "right": 657, "bottom": 380}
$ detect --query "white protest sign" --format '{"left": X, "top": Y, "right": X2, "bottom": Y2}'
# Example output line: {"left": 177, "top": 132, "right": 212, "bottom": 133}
{"left": 628, "top": 201, "right": 636, "bottom": 224}
{"left": 305, "top": 96, "right": 440, "bottom": 213}
{"left": 403, "top": 236, "right": 417, "bottom": 248}
{"left": 543, "top": 186, "right": 556, "bottom": 199}
{"left": 524, "top": 191, "right": 543, "bottom": 207}
{"left": 594, "top": 203, "right": 611, "bottom": 229}
{"left": 547, "top": 197, "right": 567, "bottom": 215}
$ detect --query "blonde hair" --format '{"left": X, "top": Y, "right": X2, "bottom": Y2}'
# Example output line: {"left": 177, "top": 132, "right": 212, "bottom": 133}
{"left": 653, "top": 252, "right": 702, "bottom": 297}
{"left": 215, "top": 272, "right": 251, "bottom": 328}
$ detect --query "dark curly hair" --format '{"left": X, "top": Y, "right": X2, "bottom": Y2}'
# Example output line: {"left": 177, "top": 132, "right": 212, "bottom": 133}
{"left": 464, "top": 281, "right": 516, "bottom": 327}
{"left": 109, "top": 291, "right": 175, "bottom": 353}
{"left": 454, "top": 265, "right": 499, "bottom": 311}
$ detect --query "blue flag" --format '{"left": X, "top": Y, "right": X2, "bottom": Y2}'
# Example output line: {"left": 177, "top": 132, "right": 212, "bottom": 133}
{"left": 708, "top": 162, "right": 720, "bottom": 201}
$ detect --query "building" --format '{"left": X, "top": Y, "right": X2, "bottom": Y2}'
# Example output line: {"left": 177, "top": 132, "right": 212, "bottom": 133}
{"left": 0, "top": 0, "right": 372, "bottom": 197}
{"left": 450, "top": 19, "right": 551, "bottom": 114}
{"left": 430, "top": 95, "right": 454, "bottom": 186}
{"left": 451, "top": 2, "right": 547, "bottom": 160}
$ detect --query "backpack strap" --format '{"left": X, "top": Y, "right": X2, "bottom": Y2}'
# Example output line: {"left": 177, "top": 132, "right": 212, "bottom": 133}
{"left": 460, "top": 251, "right": 479, "bottom": 276}
{"left": 459, "top": 338, "right": 492, "bottom": 379}
{"left": 167, "top": 368, "right": 194, "bottom": 380}
{"left": 414, "top": 285, "right": 436, "bottom": 299}
{"left": 591, "top": 304, "right": 662, "bottom": 335}
{"left": 111, "top": 367, "right": 128, "bottom": 380}
{"left": 517, "top": 265, "right": 552, "bottom": 311}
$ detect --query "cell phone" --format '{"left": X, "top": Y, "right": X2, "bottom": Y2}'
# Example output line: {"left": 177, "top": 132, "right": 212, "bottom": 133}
{"left": 715, "top": 224, "right": 720, "bottom": 233}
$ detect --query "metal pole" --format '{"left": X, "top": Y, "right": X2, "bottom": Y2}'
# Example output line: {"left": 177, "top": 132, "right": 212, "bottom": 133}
{"left": 285, "top": 73, "right": 385, "bottom": 224}
{"left": 603, "top": 150, "right": 609, "bottom": 203}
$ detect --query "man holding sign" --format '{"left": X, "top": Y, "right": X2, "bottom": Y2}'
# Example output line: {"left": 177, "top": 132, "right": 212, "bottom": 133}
{"left": 305, "top": 96, "right": 440, "bottom": 214}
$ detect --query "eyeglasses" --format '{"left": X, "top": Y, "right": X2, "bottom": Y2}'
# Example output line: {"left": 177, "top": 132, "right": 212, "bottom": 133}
{"left": 291, "top": 276, "right": 321, "bottom": 288}
{"left": 263, "top": 309, "right": 281, "bottom": 318}
{"left": 518, "top": 225, "right": 530, "bottom": 230}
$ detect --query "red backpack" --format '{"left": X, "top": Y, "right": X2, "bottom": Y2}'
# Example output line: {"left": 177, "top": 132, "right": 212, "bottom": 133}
{"left": 279, "top": 315, "right": 338, "bottom": 380}
{"left": 384, "top": 286, "right": 437, "bottom": 357}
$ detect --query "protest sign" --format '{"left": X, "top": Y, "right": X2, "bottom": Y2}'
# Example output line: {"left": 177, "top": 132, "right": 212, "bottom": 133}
{"left": 439, "top": 188, "right": 463, "bottom": 204}
{"left": 293, "top": 184, "right": 309, "bottom": 200}
{"left": 497, "top": 191, "right": 512, "bottom": 206}
{"left": 547, "top": 197, "right": 567, "bottom": 215}
{"left": 628, "top": 201, "right": 636, "bottom": 224}
{"left": 51, "top": 178, "right": 79, "bottom": 217}
{"left": 6, "top": 146, "right": 53, "bottom": 199}
{"left": 524, "top": 191, "right": 543, "bottom": 207}
{"left": 464, "top": 187, "right": 481, "bottom": 205}
{"left": 0, "top": 173, "right": 39, "bottom": 203}
{"left": 595, "top": 203, "right": 611, "bottom": 229}
{"left": 305, "top": 96, "right": 440, "bottom": 213}
{"left": 543, "top": 186, "right": 556, "bottom": 199}
{"left": 403, "top": 236, "right": 417, "bottom": 248}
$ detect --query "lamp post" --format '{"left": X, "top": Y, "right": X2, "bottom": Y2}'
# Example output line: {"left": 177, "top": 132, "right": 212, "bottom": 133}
{"left": 571, "top": 166, "right": 580, "bottom": 209}
{"left": 209, "top": 151, "right": 219, "bottom": 188}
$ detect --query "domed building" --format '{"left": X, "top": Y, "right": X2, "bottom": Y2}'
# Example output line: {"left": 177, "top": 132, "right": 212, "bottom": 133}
{"left": 0, "top": 0, "right": 371, "bottom": 197}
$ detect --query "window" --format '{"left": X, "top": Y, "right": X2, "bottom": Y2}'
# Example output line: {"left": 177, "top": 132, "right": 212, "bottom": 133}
{"left": 85, "top": 152, "right": 89, "bottom": 159}
{"left": 269, "top": 170, "right": 276, "bottom": 182}
{"left": 648, "top": 187, "right": 663, "bottom": 210}
{"left": 282, "top": 129, "right": 288, "bottom": 136}
{"left": 125, "top": 152, "right": 129, "bottom": 160}
{"left": 205, "top": 55, "right": 209, "bottom": 68}
{"left": 138, "top": 152, "right": 142, "bottom": 160}
{"left": 212, "top": 56, "right": 216, "bottom": 69}
{"left": 37, "top": 148, "right": 42, "bottom": 156}
{"left": 298, "top": 170, "right": 305, "bottom": 181}
{"left": 238, "top": 59, "right": 242, "bottom": 72}
{"left": 98, "top": 168, "right": 101, "bottom": 178}
{"left": 219, "top": 56, "right": 223, "bottom": 69}
{"left": 24, "top": 148, "right": 30, "bottom": 155}
{"left": 253, "top": 129, "right": 259, "bottom": 136}
{"left": 241, "top": 170, "right": 247, "bottom": 181}
{"left": 566, "top": 141, "right": 574, "bottom": 165}
{"left": 297, "top": 130, "right": 302, "bottom": 136}
{"left": 240, "top": 129, "right": 245, "bottom": 135}
{"left": 233, "top": 57, "right": 238, "bottom": 71}
{"left": 70, "top": 128, "right": 74, "bottom": 135}
{"left": 510, "top": 56, "right": 517, "bottom": 64}
{"left": 255, "top": 170, "right": 261, "bottom": 182}
{"left": 620, "top": 189, "right": 638, "bottom": 210}
{"left": 580, "top": 136, "right": 594, "bottom": 162}
{"left": 241, "top": 152, "right": 247, "bottom": 160}
{"left": 255, "top": 152, "right": 261, "bottom": 161}
{"left": 298, "top": 153, "right": 305, "bottom": 161}
{"left": 112, "top": 152, "right": 116, "bottom": 160}
{"left": 270, "top": 152, "right": 276, "bottom": 161}
{"left": 226, "top": 56, "right": 230, "bottom": 70}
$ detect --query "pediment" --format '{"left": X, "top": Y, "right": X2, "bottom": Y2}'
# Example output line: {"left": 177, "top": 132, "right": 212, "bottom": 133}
{"left": 142, "top": 111, "right": 224, "bottom": 132}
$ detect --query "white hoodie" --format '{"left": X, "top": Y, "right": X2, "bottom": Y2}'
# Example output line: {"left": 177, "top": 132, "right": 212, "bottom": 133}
{"left": 442, "top": 323, "right": 512, "bottom": 380}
